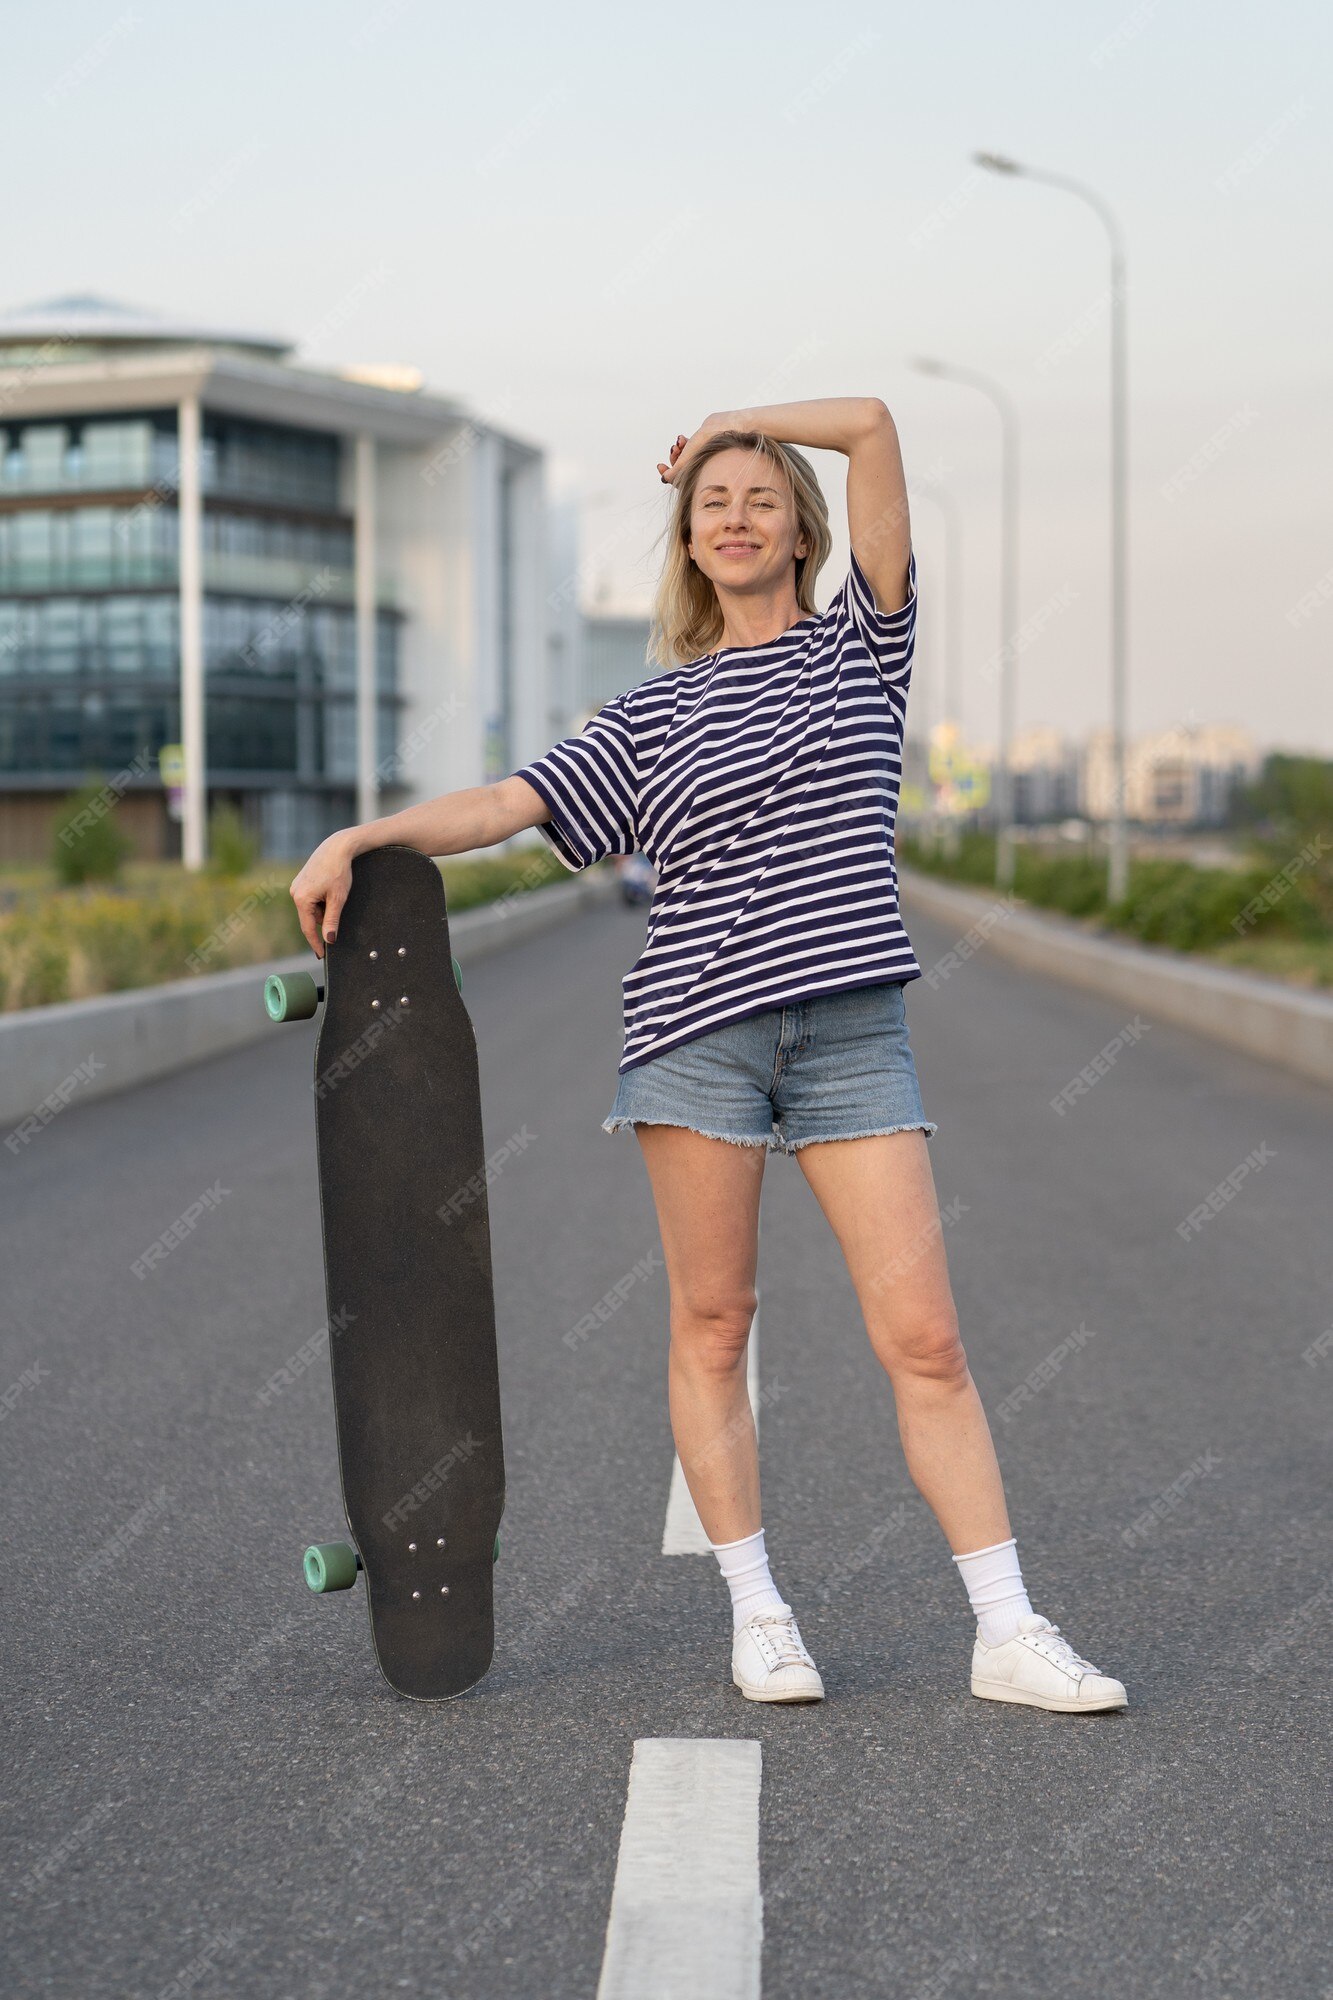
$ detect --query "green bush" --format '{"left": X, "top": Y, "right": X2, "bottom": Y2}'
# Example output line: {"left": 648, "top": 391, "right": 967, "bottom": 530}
{"left": 51, "top": 781, "right": 132, "bottom": 886}
{"left": 208, "top": 802, "right": 259, "bottom": 879}
{"left": 0, "top": 841, "right": 581, "bottom": 1011}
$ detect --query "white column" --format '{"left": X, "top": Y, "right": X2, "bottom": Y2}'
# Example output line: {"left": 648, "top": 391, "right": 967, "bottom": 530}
{"left": 177, "top": 395, "right": 206, "bottom": 869}
{"left": 353, "top": 432, "right": 378, "bottom": 827}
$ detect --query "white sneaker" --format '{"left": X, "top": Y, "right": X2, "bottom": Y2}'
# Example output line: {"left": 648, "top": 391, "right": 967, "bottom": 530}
{"left": 971, "top": 1613, "right": 1127, "bottom": 1712}
{"left": 732, "top": 1605, "right": 825, "bottom": 1704}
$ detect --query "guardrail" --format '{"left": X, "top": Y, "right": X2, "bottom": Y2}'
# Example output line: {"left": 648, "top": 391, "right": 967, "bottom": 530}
{"left": 898, "top": 865, "right": 1333, "bottom": 1090}
{"left": 0, "top": 866, "right": 620, "bottom": 1135}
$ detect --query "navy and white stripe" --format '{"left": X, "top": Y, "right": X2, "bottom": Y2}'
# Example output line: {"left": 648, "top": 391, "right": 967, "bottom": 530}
{"left": 513, "top": 545, "right": 921, "bottom": 1074}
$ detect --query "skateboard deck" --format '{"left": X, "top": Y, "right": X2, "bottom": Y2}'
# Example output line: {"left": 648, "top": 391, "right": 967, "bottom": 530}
{"left": 267, "top": 845, "right": 504, "bottom": 1700}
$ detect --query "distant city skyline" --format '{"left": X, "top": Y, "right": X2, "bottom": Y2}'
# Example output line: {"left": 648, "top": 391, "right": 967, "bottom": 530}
{"left": 4, "top": 0, "right": 1329, "bottom": 754}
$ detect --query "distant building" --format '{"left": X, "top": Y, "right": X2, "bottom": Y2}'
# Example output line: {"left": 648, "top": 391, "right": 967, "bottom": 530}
{"left": 0, "top": 292, "right": 562, "bottom": 862}
{"left": 1082, "top": 723, "right": 1260, "bottom": 825}
{"left": 580, "top": 611, "right": 655, "bottom": 725}
{"left": 1008, "top": 725, "right": 1081, "bottom": 823}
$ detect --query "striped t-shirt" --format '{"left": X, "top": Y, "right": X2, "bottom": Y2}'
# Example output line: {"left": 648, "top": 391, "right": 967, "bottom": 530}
{"left": 513, "top": 545, "right": 921, "bottom": 1074}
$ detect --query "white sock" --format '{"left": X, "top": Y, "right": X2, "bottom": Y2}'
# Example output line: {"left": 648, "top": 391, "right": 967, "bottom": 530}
{"left": 952, "top": 1535, "right": 1034, "bottom": 1647}
{"left": 709, "top": 1527, "right": 788, "bottom": 1632}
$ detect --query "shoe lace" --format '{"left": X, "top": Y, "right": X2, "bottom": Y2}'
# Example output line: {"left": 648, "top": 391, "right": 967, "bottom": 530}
{"left": 750, "top": 1609, "right": 813, "bottom": 1670}
{"left": 1026, "top": 1621, "right": 1099, "bottom": 1677}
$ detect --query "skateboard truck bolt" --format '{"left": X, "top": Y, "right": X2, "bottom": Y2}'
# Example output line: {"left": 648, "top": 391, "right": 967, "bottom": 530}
{"left": 408, "top": 1542, "right": 417, "bottom": 1552}
{"left": 397, "top": 947, "right": 407, "bottom": 957}
{"left": 400, "top": 996, "right": 410, "bottom": 1006}
{"left": 436, "top": 1537, "right": 445, "bottom": 1547}
{"left": 440, "top": 1586, "right": 450, "bottom": 1596}
{"left": 371, "top": 999, "right": 381, "bottom": 1010}
{"left": 412, "top": 1590, "right": 421, "bottom": 1601}
{"left": 369, "top": 949, "right": 379, "bottom": 960}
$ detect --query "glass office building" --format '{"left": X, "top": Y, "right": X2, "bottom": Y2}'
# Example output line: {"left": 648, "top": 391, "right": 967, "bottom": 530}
{"left": 0, "top": 296, "right": 553, "bottom": 862}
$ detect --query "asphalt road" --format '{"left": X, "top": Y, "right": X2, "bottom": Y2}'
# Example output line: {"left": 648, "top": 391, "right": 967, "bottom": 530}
{"left": 3, "top": 881, "right": 1330, "bottom": 1998}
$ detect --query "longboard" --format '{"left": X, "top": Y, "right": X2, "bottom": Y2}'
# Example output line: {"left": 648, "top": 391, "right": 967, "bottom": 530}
{"left": 266, "top": 845, "right": 504, "bottom": 1699}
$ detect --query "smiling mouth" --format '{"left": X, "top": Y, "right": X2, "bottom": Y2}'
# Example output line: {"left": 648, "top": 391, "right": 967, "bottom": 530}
{"left": 717, "top": 544, "right": 760, "bottom": 554}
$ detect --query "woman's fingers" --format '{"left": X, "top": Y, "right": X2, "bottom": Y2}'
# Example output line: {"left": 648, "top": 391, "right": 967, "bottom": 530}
{"left": 321, "top": 879, "right": 347, "bottom": 945}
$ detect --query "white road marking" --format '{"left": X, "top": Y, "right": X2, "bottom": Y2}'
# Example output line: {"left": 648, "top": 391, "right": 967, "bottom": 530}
{"left": 661, "top": 1296, "right": 761, "bottom": 1556}
{"left": 595, "top": 1738, "right": 763, "bottom": 2000}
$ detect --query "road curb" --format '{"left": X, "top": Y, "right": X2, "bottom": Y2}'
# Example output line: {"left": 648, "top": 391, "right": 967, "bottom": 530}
{"left": 898, "top": 864, "right": 1333, "bottom": 1090}
{"left": 0, "top": 864, "right": 619, "bottom": 1136}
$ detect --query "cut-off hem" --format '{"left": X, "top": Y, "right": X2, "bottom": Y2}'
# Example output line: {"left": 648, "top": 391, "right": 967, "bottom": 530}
{"left": 779, "top": 1119, "right": 938, "bottom": 1154}
{"left": 601, "top": 1113, "right": 772, "bottom": 1149}
{"left": 601, "top": 1113, "right": 938, "bottom": 1152}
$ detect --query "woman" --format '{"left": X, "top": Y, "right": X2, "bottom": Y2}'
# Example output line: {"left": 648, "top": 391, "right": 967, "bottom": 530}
{"left": 290, "top": 396, "right": 1127, "bottom": 1714}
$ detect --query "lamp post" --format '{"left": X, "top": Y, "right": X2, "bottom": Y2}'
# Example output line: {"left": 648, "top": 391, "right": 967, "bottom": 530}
{"left": 910, "top": 358, "right": 1020, "bottom": 889}
{"left": 974, "top": 150, "right": 1130, "bottom": 901}
{"left": 911, "top": 483, "right": 964, "bottom": 856}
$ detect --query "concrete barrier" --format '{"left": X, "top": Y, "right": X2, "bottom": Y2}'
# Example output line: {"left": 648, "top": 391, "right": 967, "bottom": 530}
{"left": 898, "top": 864, "right": 1333, "bottom": 1090}
{"left": 0, "top": 866, "right": 621, "bottom": 1139}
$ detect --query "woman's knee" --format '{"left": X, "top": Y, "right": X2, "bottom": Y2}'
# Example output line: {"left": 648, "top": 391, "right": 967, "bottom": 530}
{"left": 670, "top": 1290, "right": 758, "bottom": 1377}
{"left": 874, "top": 1307, "right": 970, "bottom": 1388}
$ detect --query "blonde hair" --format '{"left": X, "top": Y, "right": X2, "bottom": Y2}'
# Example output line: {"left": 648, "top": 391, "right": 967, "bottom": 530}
{"left": 646, "top": 429, "right": 832, "bottom": 669}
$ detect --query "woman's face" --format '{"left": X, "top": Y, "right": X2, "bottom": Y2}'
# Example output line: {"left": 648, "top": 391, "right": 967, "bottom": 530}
{"left": 687, "top": 446, "right": 807, "bottom": 593}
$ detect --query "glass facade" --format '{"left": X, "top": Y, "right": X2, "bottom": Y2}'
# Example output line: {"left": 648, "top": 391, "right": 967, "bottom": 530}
{"left": 0, "top": 409, "right": 402, "bottom": 821}
{"left": 1, "top": 409, "right": 341, "bottom": 509}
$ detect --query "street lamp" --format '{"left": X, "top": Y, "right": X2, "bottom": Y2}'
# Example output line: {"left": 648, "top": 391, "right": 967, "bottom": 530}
{"left": 910, "top": 482, "right": 965, "bottom": 856}
{"left": 974, "top": 150, "right": 1130, "bottom": 901}
{"left": 910, "top": 357, "right": 1020, "bottom": 889}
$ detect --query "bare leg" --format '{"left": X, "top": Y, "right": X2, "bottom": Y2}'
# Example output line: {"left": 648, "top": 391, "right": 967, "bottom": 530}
{"left": 795, "top": 1129, "right": 1011, "bottom": 1554}
{"left": 632, "top": 1124, "right": 768, "bottom": 1543}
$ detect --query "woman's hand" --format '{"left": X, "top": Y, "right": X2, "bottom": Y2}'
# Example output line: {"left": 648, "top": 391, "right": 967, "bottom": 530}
{"left": 656, "top": 417, "right": 725, "bottom": 486}
{"left": 290, "top": 833, "right": 355, "bottom": 956}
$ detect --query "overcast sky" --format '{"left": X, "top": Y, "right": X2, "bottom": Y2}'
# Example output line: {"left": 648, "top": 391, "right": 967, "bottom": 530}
{"left": 6, "top": 0, "right": 1330, "bottom": 755}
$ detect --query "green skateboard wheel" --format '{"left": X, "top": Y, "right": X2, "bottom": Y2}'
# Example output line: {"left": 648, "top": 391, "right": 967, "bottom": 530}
{"left": 452, "top": 955, "right": 463, "bottom": 995}
{"left": 303, "top": 1541, "right": 360, "bottom": 1592}
{"left": 265, "top": 971, "right": 321, "bottom": 1022}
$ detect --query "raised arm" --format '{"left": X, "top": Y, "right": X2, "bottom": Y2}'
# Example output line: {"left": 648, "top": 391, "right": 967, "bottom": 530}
{"left": 289, "top": 774, "right": 550, "bottom": 955}
{"left": 665, "top": 396, "right": 912, "bottom": 614}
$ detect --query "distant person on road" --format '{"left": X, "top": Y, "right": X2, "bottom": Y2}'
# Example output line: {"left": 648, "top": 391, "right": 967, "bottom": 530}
{"left": 290, "top": 398, "right": 1127, "bottom": 1715}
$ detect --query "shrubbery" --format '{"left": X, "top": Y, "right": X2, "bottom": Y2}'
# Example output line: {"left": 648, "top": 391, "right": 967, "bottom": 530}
{"left": 0, "top": 842, "right": 576, "bottom": 1012}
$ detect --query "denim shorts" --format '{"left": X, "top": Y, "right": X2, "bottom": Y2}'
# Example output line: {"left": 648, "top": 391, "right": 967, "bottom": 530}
{"left": 602, "top": 980, "right": 937, "bottom": 1155}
